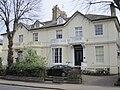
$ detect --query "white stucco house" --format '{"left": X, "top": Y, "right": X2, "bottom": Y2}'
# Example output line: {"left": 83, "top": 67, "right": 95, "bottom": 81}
{"left": 1, "top": 5, "right": 120, "bottom": 74}
{"left": 0, "top": 39, "right": 3, "bottom": 64}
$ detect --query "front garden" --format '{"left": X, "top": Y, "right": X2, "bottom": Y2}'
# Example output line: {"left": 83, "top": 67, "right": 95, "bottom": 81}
{"left": 0, "top": 48, "right": 82, "bottom": 84}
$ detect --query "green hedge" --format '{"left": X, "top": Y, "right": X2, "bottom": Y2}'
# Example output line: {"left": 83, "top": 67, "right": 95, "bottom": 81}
{"left": 7, "top": 48, "right": 46, "bottom": 77}
{"left": 0, "top": 66, "right": 6, "bottom": 76}
{"left": 8, "top": 63, "right": 45, "bottom": 77}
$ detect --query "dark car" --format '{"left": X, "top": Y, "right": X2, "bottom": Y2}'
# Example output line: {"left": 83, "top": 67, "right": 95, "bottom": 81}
{"left": 47, "top": 65, "right": 73, "bottom": 77}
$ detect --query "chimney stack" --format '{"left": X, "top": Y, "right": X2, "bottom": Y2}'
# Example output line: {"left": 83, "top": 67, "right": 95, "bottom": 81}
{"left": 52, "top": 5, "right": 67, "bottom": 21}
{"left": 110, "top": 2, "right": 116, "bottom": 16}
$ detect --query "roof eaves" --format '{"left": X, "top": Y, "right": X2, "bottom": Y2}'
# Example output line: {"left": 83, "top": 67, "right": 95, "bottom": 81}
{"left": 19, "top": 22, "right": 30, "bottom": 30}
{"left": 29, "top": 23, "right": 65, "bottom": 31}
{"left": 29, "top": 11, "right": 92, "bottom": 31}
{"left": 1, "top": 33, "right": 7, "bottom": 36}
{"left": 91, "top": 16, "right": 117, "bottom": 21}
{"left": 64, "top": 11, "right": 92, "bottom": 25}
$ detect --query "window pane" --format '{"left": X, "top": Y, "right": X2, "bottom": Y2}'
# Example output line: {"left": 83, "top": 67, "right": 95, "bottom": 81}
{"left": 19, "top": 35, "right": 23, "bottom": 43}
{"left": 75, "top": 27, "right": 82, "bottom": 39}
{"left": 56, "top": 30, "right": 62, "bottom": 39}
{"left": 18, "top": 51, "right": 23, "bottom": 62}
{"left": 33, "top": 33, "right": 38, "bottom": 41}
{"left": 95, "top": 46, "right": 104, "bottom": 63}
{"left": 52, "top": 48, "right": 55, "bottom": 63}
{"left": 52, "top": 48, "right": 62, "bottom": 63}
{"left": 95, "top": 24, "right": 103, "bottom": 35}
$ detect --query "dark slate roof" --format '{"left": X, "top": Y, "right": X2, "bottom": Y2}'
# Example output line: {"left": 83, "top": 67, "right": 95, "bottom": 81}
{"left": 1, "top": 11, "right": 119, "bottom": 34}
{"left": 85, "top": 14, "right": 115, "bottom": 21}
{"left": 20, "top": 22, "right": 31, "bottom": 30}
{"left": 42, "top": 20, "right": 56, "bottom": 28}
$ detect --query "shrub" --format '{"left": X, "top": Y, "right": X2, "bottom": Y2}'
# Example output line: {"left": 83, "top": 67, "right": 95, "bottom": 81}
{"left": 8, "top": 63, "right": 45, "bottom": 77}
{"left": 0, "top": 66, "right": 6, "bottom": 76}
{"left": 22, "top": 47, "right": 46, "bottom": 68}
{"left": 67, "top": 68, "right": 82, "bottom": 80}
{"left": 8, "top": 47, "right": 46, "bottom": 77}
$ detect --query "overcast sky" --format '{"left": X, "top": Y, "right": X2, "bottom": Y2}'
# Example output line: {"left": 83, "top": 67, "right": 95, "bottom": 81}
{"left": 40, "top": 0, "right": 120, "bottom": 21}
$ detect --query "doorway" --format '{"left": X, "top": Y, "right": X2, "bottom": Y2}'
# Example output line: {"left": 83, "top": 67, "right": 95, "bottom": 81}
{"left": 74, "top": 45, "right": 83, "bottom": 66}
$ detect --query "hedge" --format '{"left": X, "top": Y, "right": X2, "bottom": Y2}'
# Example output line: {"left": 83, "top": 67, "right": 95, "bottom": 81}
{"left": 8, "top": 63, "right": 45, "bottom": 77}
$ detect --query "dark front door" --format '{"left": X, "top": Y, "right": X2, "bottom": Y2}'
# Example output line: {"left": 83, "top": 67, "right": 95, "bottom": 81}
{"left": 74, "top": 45, "right": 83, "bottom": 66}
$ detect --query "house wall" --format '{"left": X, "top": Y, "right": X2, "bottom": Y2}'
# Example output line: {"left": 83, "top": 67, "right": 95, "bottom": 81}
{"left": 0, "top": 45, "right": 2, "bottom": 65}
{"left": 2, "top": 35, "right": 8, "bottom": 66}
{"left": 13, "top": 25, "right": 30, "bottom": 46}
{"left": 1, "top": 13, "right": 119, "bottom": 74}
{"left": 86, "top": 43, "right": 118, "bottom": 74}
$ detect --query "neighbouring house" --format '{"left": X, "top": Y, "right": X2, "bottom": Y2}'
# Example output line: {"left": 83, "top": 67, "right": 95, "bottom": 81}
{"left": 1, "top": 5, "right": 120, "bottom": 74}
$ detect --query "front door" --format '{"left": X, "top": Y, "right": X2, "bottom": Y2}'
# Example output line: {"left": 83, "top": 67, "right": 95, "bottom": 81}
{"left": 74, "top": 45, "right": 83, "bottom": 66}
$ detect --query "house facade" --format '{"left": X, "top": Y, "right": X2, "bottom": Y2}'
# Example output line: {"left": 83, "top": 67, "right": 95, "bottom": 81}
{"left": 1, "top": 5, "right": 120, "bottom": 74}
{"left": 0, "top": 39, "right": 3, "bottom": 65}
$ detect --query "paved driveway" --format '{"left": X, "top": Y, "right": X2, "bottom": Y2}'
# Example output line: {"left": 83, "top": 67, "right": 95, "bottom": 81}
{"left": 82, "top": 75, "right": 118, "bottom": 87}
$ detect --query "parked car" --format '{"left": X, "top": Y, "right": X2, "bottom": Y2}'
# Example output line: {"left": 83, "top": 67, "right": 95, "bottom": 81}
{"left": 47, "top": 65, "right": 73, "bottom": 77}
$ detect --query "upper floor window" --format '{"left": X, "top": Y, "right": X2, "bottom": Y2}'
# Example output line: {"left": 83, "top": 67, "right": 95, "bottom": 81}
{"left": 57, "top": 17, "right": 65, "bottom": 24}
{"left": 19, "top": 35, "right": 23, "bottom": 43}
{"left": 33, "top": 33, "right": 38, "bottom": 41}
{"left": 75, "top": 27, "right": 82, "bottom": 39}
{"left": 36, "top": 22, "right": 39, "bottom": 28}
{"left": 95, "top": 24, "right": 103, "bottom": 35}
{"left": 56, "top": 30, "right": 62, "bottom": 39}
{"left": 95, "top": 46, "right": 104, "bottom": 64}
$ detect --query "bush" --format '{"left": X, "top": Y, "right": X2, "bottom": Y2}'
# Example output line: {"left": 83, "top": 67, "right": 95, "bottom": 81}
{"left": 67, "top": 68, "right": 82, "bottom": 80}
{"left": 8, "top": 63, "right": 45, "bottom": 77}
{"left": 66, "top": 68, "right": 82, "bottom": 84}
{"left": 8, "top": 47, "right": 46, "bottom": 77}
{"left": 0, "top": 66, "right": 6, "bottom": 76}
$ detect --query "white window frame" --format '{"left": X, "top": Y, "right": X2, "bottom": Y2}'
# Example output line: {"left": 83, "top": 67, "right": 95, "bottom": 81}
{"left": 33, "top": 33, "right": 38, "bottom": 41}
{"left": 52, "top": 48, "right": 62, "bottom": 64}
{"left": 95, "top": 24, "right": 103, "bottom": 36}
{"left": 57, "top": 17, "right": 65, "bottom": 24}
{"left": 56, "top": 30, "right": 62, "bottom": 39}
{"left": 19, "top": 35, "right": 23, "bottom": 43}
{"left": 95, "top": 46, "right": 104, "bottom": 64}
{"left": 18, "top": 51, "right": 23, "bottom": 62}
{"left": 75, "top": 27, "right": 82, "bottom": 40}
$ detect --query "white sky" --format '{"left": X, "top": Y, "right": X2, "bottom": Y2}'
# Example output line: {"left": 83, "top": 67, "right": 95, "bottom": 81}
{"left": 40, "top": 0, "right": 120, "bottom": 21}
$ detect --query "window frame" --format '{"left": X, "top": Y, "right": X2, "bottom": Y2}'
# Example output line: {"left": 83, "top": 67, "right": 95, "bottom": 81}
{"left": 75, "top": 27, "right": 83, "bottom": 39}
{"left": 57, "top": 17, "right": 66, "bottom": 25}
{"left": 19, "top": 35, "right": 23, "bottom": 43}
{"left": 95, "top": 24, "right": 103, "bottom": 36}
{"left": 52, "top": 48, "right": 62, "bottom": 64}
{"left": 56, "top": 30, "right": 62, "bottom": 39}
{"left": 17, "top": 51, "right": 23, "bottom": 62}
{"left": 95, "top": 46, "right": 104, "bottom": 64}
{"left": 33, "top": 33, "right": 38, "bottom": 42}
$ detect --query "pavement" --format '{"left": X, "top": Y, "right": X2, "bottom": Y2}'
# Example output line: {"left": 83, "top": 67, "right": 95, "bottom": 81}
{"left": 0, "top": 75, "right": 119, "bottom": 90}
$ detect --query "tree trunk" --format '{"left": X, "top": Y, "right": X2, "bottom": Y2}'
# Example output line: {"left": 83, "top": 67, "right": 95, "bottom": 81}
{"left": 7, "top": 36, "right": 14, "bottom": 68}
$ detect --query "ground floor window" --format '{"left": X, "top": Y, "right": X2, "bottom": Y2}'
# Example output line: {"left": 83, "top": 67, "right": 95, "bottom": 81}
{"left": 52, "top": 48, "right": 62, "bottom": 63}
{"left": 18, "top": 51, "right": 23, "bottom": 62}
{"left": 95, "top": 46, "right": 104, "bottom": 64}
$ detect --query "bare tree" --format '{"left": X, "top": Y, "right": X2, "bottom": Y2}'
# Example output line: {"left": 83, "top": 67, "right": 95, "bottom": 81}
{"left": 0, "top": 0, "right": 42, "bottom": 68}
{"left": 113, "top": 0, "right": 120, "bottom": 10}
{"left": 72, "top": 0, "right": 120, "bottom": 13}
{"left": 88, "top": 0, "right": 120, "bottom": 11}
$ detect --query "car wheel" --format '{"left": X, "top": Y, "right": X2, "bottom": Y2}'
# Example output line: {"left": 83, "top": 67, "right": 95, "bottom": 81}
{"left": 61, "top": 72, "right": 66, "bottom": 77}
